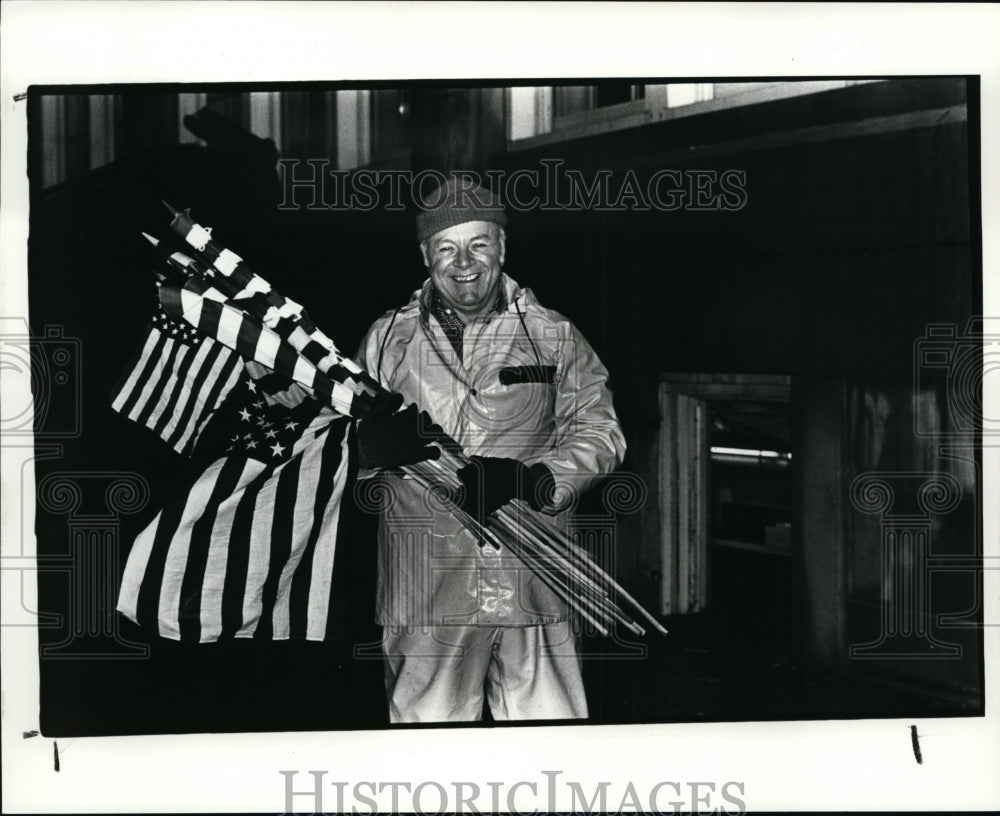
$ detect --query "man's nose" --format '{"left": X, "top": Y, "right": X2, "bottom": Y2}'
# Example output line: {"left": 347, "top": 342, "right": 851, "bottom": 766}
{"left": 455, "top": 246, "right": 472, "bottom": 268}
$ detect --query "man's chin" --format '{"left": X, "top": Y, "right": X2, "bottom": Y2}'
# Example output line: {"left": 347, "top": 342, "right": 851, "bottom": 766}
{"left": 449, "top": 294, "right": 487, "bottom": 311}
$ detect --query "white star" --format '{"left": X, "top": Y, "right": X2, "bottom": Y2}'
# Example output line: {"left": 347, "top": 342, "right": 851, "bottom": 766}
{"left": 270, "top": 441, "right": 286, "bottom": 457}
{"left": 230, "top": 435, "right": 240, "bottom": 442}
{"left": 254, "top": 400, "right": 264, "bottom": 410}
{"left": 284, "top": 420, "right": 298, "bottom": 431}
{"left": 256, "top": 417, "right": 267, "bottom": 427}
{"left": 245, "top": 380, "right": 257, "bottom": 392}
{"left": 246, "top": 439, "right": 258, "bottom": 449}
{"left": 243, "top": 433, "right": 253, "bottom": 441}
{"left": 264, "top": 428, "right": 278, "bottom": 439}
{"left": 238, "top": 407, "right": 251, "bottom": 422}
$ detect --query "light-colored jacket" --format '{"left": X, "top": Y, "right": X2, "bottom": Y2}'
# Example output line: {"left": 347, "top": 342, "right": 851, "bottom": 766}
{"left": 355, "top": 274, "right": 626, "bottom": 627}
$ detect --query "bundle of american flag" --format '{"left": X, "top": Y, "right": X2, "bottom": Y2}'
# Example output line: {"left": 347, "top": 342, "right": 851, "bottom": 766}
{"left": 114, "top": 204, "right": 665, "bottom": 643}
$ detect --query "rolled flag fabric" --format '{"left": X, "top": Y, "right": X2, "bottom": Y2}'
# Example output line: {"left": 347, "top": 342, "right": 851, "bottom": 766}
{"left": 110, "top": 304, "right": 244, "bottom": 456}
{"left": 161, "top": 205, "right": 381, "bottom": 394}
{"left": 116, "top": 397, "right": 356, "bottom": 643}
{"left": 158, "top": 277, "right": 365, "bottom": 418}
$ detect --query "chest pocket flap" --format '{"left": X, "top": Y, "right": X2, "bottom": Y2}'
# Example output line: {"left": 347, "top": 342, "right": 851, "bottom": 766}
{"left": 498, "top": 365, "right": 557, "bottom": 386}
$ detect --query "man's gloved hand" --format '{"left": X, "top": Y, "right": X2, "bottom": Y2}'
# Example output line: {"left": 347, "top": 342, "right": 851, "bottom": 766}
{"left": 356, "top": 393, "right": 443, "bottom": 470}
{"left": 455, "top": 456, "right": 556, "bottom": 524}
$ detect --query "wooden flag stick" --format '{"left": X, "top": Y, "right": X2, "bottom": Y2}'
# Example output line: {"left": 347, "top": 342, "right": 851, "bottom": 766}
{"left": 420, "top": 456, "right": 463, "bottom": 488}
{"left": 495, "top": 506, "right": 611, "bottom": 601}
{"left": 404, "top": 468, "right": 505, "bottom": 550}
{"left": 488, "top": 513, "right": 612, "bottom": 636}
{"left": 493, "top": 508, "right": 643, "bottom": 635}
{"left": 489, "top": 510, "right": 620, "bottom": 631}
{"left": 514, "top": 501, "right": 669, "bottom": 635}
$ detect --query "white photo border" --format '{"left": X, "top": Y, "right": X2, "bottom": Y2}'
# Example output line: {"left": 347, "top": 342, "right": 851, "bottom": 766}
{"left": 2, "top": 2, "right": 999, "bottom": 812}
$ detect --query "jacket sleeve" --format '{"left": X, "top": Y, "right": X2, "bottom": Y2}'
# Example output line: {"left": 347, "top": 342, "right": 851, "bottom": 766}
{"left": 352, "top": 316, "right": 392, "bottom": 481}
{"left": 353, "top": 316, "right": 389, "bottom": 383}
{"left": 522, "top": 322, "right": 626, "bottom": 512}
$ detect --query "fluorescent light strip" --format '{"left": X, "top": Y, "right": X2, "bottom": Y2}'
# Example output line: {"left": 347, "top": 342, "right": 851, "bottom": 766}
{"left": 711, "top": 446, "right": 792, "bottom": 460}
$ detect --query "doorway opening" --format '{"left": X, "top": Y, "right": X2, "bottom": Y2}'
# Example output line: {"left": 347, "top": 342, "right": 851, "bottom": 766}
{"left": 659, "top": 374, "right": 792, "bottom": 664}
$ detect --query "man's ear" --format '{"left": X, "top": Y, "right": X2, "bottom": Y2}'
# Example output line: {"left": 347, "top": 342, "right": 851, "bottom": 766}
{"left": 498, "top": 228, "right": 506, "bottom": 266}
{"left": 419, "top": 241, "right": 430, "bottom": 267}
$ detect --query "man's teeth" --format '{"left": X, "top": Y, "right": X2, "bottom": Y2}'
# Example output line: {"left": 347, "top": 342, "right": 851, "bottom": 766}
{"left": 454, "top": 273, "right": 479, "bottom": 282}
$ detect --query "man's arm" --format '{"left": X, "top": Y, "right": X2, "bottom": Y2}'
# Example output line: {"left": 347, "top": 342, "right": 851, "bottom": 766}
{"left": 522, "top": 322, "right": 626, "bottom": 512}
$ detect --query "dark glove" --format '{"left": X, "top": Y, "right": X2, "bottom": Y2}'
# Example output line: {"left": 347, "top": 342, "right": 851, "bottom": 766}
{"left": 356, "top": 395, "right": 442, "bottom": 470}
{"left": 455, "top": 456, "right": 556, "bottom": 523}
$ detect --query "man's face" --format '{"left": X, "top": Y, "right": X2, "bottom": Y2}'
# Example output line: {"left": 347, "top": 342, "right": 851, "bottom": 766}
{"left": 421, "top": 220, "right": 506, "bottom": 320}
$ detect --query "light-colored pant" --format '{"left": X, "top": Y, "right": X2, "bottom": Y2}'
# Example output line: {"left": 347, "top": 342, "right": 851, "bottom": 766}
{"left": 382, "top": 622, "right": 588, "bottom": 723}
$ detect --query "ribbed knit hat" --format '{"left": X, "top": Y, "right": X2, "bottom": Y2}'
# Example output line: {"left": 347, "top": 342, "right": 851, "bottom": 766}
{"left": 415, "top": 176, "right": 507, "bottom": 243}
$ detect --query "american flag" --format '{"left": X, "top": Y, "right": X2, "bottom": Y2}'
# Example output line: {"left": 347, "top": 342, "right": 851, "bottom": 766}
{"left": 113, "top": 208, "right": 420, "bottom": 644}
{"left": 112, "top": 228, "right": 379, "bottom": 644}
{"left": 110, "top": 306, "right": 243, "bottom": 456}
{"left": 116, "top": 396, "right": 356, "bottom": 643}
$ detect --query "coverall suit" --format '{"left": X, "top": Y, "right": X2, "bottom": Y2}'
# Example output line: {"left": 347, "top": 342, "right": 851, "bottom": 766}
{"left": 355, "top": 273, "right": 625, "bottom": 722}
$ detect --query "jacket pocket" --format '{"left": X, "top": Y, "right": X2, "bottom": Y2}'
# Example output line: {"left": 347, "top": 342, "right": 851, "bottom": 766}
{"left": 497, "top": 365, "right": 556, "bottom": 385}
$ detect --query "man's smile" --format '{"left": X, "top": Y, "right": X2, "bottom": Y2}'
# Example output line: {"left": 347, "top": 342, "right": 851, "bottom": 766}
{"left": 451, "top": 271, "right": 482, "bottom": 283}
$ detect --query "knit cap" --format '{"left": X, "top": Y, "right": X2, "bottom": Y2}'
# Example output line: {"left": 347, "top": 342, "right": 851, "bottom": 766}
{"left": 415, "top": 176, "right": 507, "bottom": 242}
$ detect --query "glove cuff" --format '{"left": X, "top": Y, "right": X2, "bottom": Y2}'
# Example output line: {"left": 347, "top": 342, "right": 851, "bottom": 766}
{"left": 524, "top": 462, "right": 556, "bottom": 511}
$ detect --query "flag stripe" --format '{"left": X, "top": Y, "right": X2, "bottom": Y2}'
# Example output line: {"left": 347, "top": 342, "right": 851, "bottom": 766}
{"left": 155, "top": 340, "right": 213, "bottom": 442}
{"left": 252, "top": 455, "right": 302, "bottom": 640}
{"left": 217, "top": 466, "right": 270, "bottom": 639}
{"left": 213, "top": 301, "right": 243, "bottom": 350}
{"left": 291, "top": 355, "right": 318, "bottom": 390}
{"left": 116, "top": 330, "right": 170, "bottom": 419}
{"left": 162, "top": 340, "right": 224, "bottom": 451}
{"left": 235, "top": 307, "right": 265, "bottom": 360}
{"left": 289, "top": 424, "right": 344, "bottom": 638}
{"left": 176, "top": 352, "right": 242, "bottom": 455}
{"left": 150, "top": 340, "right": 203, "bottom": 438}
{"left": 235, "top": 468, "right": 279, "bottom": 639}
{"left": 116, "top": 511, "right": 159, "bottom": 622}
{"left": 273, "top": 335, "right": 302, "bottom": 387}
{"left": 133, "top": 338, "right": 185, "bottom": 429}
{"left": 178, "top": 287, "right": 206, "bottom": 325}
{"left": 269, "top": 451, "right": 319, "bottom": 639}
{"left": 134, "top": 458, "right": 225, "bottom": 635}
{"left": 111, "top": 327, "right": 163, "bottom": 413}
{"left": 176, "top": 456, "right": 253, "bottom": 642}
{"left": 199, "top": 457, "right": 267, "bottom": 642}
{"left": 197, "top": 292, "right": 223, "bottom": 340}
{"left": 324, "top": 426, "right": 358, "bottom": 640}
{"left": 300, "top": 340, "right": 330, "bottom": 366}
{"left": 214, "top": 248, "right": 242, "bottom": 276}
{"left": 308, "top": 422, "right": 353, "bottom": 639}
{"left": 254, "top": 325, "right": 281, "bottom": 369}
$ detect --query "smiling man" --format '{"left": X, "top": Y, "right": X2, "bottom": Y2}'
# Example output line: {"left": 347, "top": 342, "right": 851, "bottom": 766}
{"left": 355, "top": 176, "right": 625, "bottom": 724}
